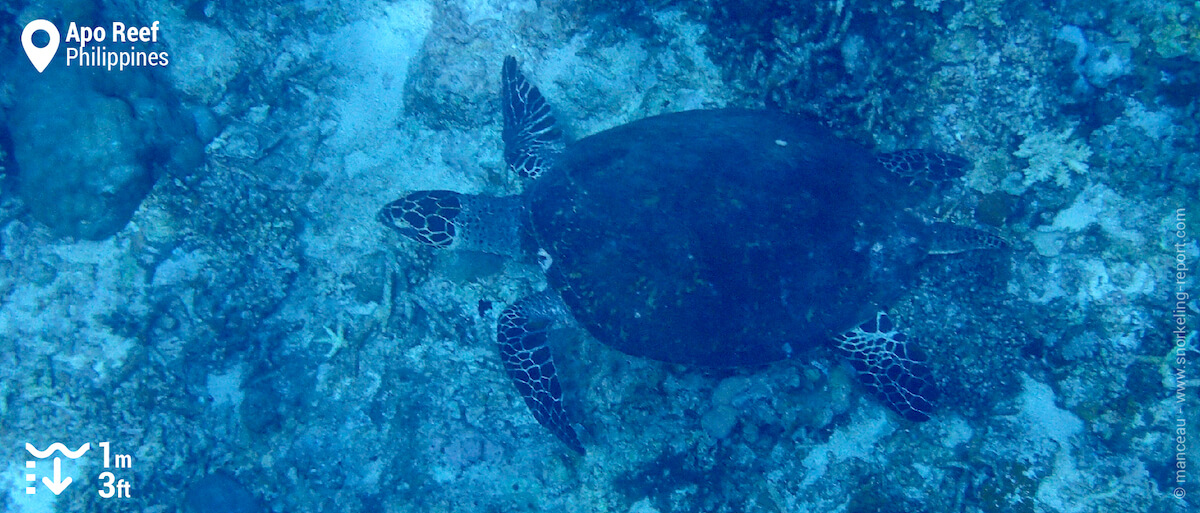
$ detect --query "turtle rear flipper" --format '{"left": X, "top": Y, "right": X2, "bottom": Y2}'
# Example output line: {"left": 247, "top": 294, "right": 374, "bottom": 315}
{"left": 377, "top": 190, "right": 525, "bottom": 257}
{"left": 502, "top": 56, "right": 565, "bottom": 179}
{"left": 498, "top": 292, "right": 585, "bottom": 454}
{"left": 834, "top": 312, "right": 938, "bottom": 421}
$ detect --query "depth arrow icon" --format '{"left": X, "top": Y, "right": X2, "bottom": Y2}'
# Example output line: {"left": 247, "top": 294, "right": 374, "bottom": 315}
{"left": 41, "top": 457, "right": 72, "bottom": 495}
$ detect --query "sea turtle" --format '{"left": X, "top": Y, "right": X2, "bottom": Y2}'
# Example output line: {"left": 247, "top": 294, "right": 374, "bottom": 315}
{"left": 379, "top": 56, "right": 1006, "bottom": 453}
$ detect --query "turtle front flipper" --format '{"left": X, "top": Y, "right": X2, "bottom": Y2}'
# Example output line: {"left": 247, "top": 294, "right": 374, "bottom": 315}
{"left": 497, "top": 292, "right": 585, "bottom": 454}
{"left": 502, "top": 56, "right": 564, "bottom": 179}
{"left": 834, "top": 312, "right": 938, "bottom": 421}
{"left": 377, "top": 190, "right": 525, "bottom": 257}
{"left": 928, "top": 222, "right": 1009, "bottom": 254}
{"left": 877, "top": 149, "right": 970, "bottom": 183}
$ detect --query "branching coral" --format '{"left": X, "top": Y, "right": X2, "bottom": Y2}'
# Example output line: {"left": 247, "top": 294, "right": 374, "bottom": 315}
{"left": 1014, "top": 127, "right": 1093, "bottom": 188}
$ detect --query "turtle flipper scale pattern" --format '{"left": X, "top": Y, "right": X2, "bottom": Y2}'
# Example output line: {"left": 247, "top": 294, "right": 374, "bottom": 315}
{"left": 502, "top": 56, "right": 564, "bottom": 179}
{"left": 834, "top": 312, "right": 938, "bottom": 421}
{"left": 928, "top": 222, "right": 1009, "bottom": 254}
{"left": 877, "top": 149, "right": 970, "bottom": 183}
{"left": 497, "top": 292, "right": 585, "bottom": 454}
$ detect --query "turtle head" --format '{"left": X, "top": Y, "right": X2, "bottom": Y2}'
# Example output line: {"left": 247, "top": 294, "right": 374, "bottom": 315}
{"left": 378, "top": 191, "right": 527, "bottom": 257}
{"left": 377, "top": 190, "right": 462, "bottom": 248}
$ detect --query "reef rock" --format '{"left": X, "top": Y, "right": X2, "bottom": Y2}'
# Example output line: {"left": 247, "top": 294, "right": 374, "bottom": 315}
{"left": 8, "top": 73, "right": 155, "bottom": 240}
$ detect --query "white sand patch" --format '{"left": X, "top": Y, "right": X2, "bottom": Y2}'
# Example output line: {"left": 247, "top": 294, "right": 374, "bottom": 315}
{"left": 324, "top": 0, "right": 433, "bottom": 152}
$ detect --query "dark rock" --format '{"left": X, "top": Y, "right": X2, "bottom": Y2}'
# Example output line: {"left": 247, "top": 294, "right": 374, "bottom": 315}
{"left": 9, "top": 71, "right": 154, "bottom": 240}
{"left": 183, "top": 471, "right": 263, "bottom": 513}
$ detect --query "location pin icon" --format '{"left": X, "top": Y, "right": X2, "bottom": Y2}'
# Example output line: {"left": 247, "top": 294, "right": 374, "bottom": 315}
{"left": 22, "top": 19, "right": 60, "bottom": 73}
